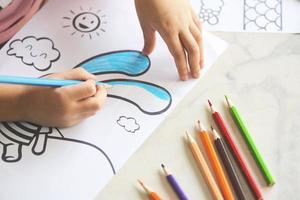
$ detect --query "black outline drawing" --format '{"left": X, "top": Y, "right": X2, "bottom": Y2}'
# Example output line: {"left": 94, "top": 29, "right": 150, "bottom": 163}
{"left": 6, "top": 36, "right": 61, "bottom": 71}
{"left": 117, "top": 116, "right": 140, "bottom": 133}
{"left": 0, "top": 122, "right": 115, "bottom": 174}
{"left": 243, "top": 0, "right": 282, "bottom": 31}
{"left": 62, "top": 7, "right": 107, "bottom": 39}
{"left": 74, "top": 50, "right": 172, "bottom": 115}
{"left": 103, "top": 79, "right": 172, "bottom": 115}
{"left": 199, "top": 0, "right": 224, "bottom": 25}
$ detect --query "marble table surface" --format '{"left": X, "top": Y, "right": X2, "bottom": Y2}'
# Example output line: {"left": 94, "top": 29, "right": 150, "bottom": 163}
{"left": 96, "top": 32, "right": 300, "bottom": 200}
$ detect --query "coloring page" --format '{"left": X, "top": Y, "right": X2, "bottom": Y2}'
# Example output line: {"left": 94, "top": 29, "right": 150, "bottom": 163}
{"left": 0, "top": 0, "right": 227, "bottom": 199}
{"left": 190, "top": 0, "right": 300, "bottom": 32}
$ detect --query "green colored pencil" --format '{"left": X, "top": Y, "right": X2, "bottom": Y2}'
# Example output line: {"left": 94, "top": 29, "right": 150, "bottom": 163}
{"left": 225, "top": 95, "right": 275, "bottom": 186}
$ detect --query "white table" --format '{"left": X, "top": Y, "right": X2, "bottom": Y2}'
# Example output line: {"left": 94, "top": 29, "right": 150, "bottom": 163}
{"left": 96, "top": 32, "right": 300, "bottom": 200}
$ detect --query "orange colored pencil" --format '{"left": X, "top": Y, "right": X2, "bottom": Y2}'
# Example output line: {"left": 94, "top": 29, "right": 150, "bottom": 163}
{"left": 138, "top": 179, "right": 161, "bottom": 200}
{"left": 197, "top": 120, "right": 235, "bottom": 200}
{"left": 186, "top": 132, "right": 224, "bottom": 200}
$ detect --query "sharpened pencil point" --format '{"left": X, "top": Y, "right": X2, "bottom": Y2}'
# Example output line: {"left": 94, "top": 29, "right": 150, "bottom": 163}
{"left": 161, "top": 164, "right": 169, "bottom": 175}
{"left": 208, "top": 99, "right": 215, "bottom": 113}
{"left": 185, "top": 131, "right": 195, "bottom": 143}
{"left": 185, "top": 131, "right": 189, "bottom": 140}
{"left": 208, "top": 99, "right": 212, "bottom": 107}
{"left": 210, "top": 126, "right": 220, "bottom": 139}
{"left": 197, "top": 120, "right": 206, "bottom": 132}
{"left": 138, "top": 179, "right": 150, "bottom": 194}
{"left": 225, "top": 95, "right": 231, "bottom": 107}
{"left": 138, "top": 179, "right": 144, "bottom": 186}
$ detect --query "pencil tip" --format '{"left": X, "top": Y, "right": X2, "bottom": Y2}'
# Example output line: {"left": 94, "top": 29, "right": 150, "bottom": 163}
{"left": 224, "top": 95, "right": 229, "bottom": 106}
{"left": 161, "top": 164, "right": 165, "bottom": 168}
{"left": 224, "top": 95, "right": 228, "bottom": 100}
{"left": 138, "top": 179, "right": 143, "bottom": 185}
{"left": 210, "top": 126, "right": 220, "bottom": 139}
{"left": 185, "top": 131, "right": 190, "bottom": 141}
{"left": 197, "top": 120, "right": 206, "bottom": 132}
{"left": 208, "top": 99, "right": 212, "bottom": 107}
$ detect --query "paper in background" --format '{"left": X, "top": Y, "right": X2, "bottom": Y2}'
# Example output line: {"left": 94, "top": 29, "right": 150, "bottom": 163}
{"left": 0, "top": 0, "right": 227, "bottom": 199}
{"left": 190, "top": 0, "right": 300, "bottom": 33}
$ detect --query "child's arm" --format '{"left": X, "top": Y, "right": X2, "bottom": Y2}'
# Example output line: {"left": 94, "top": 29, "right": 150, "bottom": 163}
{"left": 0, "top": 68, "right": 107, "bottom": 127}
{"left": 135, "top": 0, "right": 203, "bottom": 81}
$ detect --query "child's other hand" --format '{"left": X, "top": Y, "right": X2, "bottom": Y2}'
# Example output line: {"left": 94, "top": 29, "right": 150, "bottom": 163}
{"left": 134, "top": 0, "right": 204, "bottom": 81}
{"left": 18, "top": 68, "right": 107, "bottom": 127}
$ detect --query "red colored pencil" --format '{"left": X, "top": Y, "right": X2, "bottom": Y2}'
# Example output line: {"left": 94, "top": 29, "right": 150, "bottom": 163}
{"left": 208, "top": 100, "right": 263, "bottom": 200}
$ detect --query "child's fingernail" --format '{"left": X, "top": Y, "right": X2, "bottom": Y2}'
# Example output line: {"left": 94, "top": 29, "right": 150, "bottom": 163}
{"left": 181, "top": 75, "right": 188, "bottom": 81}
{"left": 200, "top": 61, "right": 204, "bottom": 69}
{"left": 193, "top": 72, "right": 200, "bottom": 78}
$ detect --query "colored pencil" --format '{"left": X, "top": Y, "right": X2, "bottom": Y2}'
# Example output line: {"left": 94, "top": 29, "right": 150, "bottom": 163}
{"left": 197, "top": 120, "right": 235, "bottom": 200}
{"left": 211, "top": 126, "right": 247, "bottom": 200}
{"left": 225, "top": 95, "right": 275, "bottom": 186}
{"left": 0, "top": 75, "right": 110, "bottom": 88}
{"left": 208, "top": 100, "right": 263, "bottom": 200}
{"left": 185, "top": 132, "right": 224, "bottom": 200}
{"left": 161, "top": 164, "right": 189, "bottom": 200}
{"left": 138, "top": 179, "right": 162, "bottom": 200}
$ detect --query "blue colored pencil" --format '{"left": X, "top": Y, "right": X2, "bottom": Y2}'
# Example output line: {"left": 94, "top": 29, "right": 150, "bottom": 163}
{"left": 161, "top": 164, "right": 189, "bottom": 200}
{"left": 0, "top": 75, "right": 109, "bottom": 87}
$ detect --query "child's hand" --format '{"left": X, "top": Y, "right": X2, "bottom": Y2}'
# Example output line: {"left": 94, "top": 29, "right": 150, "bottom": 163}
{"left": 134, "top": 0, "right": 204, "bottom": 81}
{"left": 18, "top": 68, "right": 107, "bottom": 127}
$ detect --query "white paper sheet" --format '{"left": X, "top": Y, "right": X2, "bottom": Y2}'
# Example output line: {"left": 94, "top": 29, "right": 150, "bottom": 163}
{"left": 0, "top": 0, "right": 227, "bottom": 199}
{"left": 190, "top": 0, "right": 300, "bottom": 33}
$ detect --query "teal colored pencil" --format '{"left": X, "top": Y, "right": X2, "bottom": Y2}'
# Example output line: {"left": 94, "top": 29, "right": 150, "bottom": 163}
{"left": 225, "top": 95, "right": 275, "bottom": 186}
{"left": 0, "top": 75, "right": 110, "bottom": 88}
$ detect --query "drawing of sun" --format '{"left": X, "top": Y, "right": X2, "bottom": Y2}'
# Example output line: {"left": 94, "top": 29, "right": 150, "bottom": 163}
{"left": 62, "top": 7, "right": 107, "bottom": 39}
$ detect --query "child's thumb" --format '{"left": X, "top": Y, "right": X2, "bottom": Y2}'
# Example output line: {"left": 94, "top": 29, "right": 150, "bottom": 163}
{"left": 142, "top": 28, "right": 156, "bottom": 55}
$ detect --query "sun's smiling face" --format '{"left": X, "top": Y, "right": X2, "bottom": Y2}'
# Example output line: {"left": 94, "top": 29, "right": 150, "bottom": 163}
{"left": 62, "top": 7, "right": 106, "bottom": 39}
{"left": 73, "top": 12, "right": 100, "bottom": 33}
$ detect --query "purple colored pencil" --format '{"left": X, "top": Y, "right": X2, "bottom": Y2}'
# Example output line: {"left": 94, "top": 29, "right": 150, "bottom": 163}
{"left": 161, "top": 164, "right": 189, "bottom": 200}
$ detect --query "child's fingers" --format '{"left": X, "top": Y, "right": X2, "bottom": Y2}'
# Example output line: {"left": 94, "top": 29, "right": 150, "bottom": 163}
{"left": 62, "top": 67, "right": 96, "bottom": 80}
{"left": 49, "top": 67, "right": 96, "bottom": 80}
{"left": 142, "top": 26, "right": 157, "bottom": 55}
{"left": 179, "top": 30, "right": 200, "bottom": 78}
{"left": 60, "top": 79, "right": 97, "bottom": 100}
{"left": 191, "top": 8, "right": 202, "bottom": 31}
{"left": 189, "top": 24, "right": 204, "bottom": 69}
{"left": 161, "top": 32, "right": 188, "bottom": 80}
{"left": 79, "top": 85, "right": 107, "bottom": 113}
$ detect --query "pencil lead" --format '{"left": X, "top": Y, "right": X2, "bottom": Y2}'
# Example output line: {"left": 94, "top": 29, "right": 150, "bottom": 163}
{"left": 161, "top": 164, "right": 168, "bottom": 175}
{"left": 225, "top": 95, "right": 232, "bottom": 107}
{"left": 197, "top": 120, "right": 206, "bottom": 132}
{"left": 185, "top": 131, "right": 191, "bottom": 143}
{"left": 185, "top": 131, "right": 189, "bottom": 140}
{"left": 138, "top": 179, "right": 150, "bottom": 194}
{"left": 210, "top": 126, "right": 220, "bottom": 139}
{"left": 138, "top": 179, "right": 144, "bottom": 187}
{"left": 208, "top": 99, "right": 212, "bottom": 107}
{"left": 208, "top": 99, "right": 215, "bottom": 113}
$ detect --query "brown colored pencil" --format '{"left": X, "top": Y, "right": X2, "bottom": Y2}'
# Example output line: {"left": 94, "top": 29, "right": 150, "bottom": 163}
{"left": 211, "top": 126, "right": 247, "bottom": 200}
